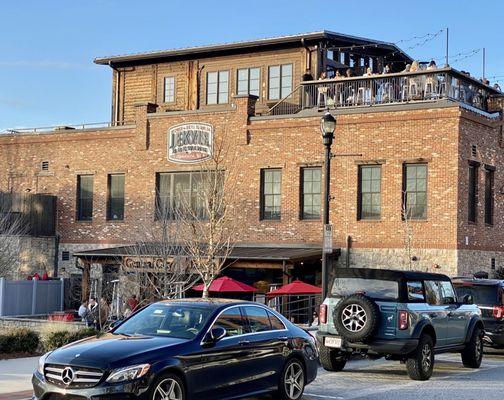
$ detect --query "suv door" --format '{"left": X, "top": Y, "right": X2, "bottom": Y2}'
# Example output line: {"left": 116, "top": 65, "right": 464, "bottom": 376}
{"left": 424, "top": 280, "right": 449, "bottom": 347}
{"left": 439, "top": 281, "right": 468, "bottom": 345}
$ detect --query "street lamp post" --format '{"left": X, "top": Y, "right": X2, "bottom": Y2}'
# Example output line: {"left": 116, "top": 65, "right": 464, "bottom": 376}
{"left": 320, "top": 112, "right": 336, "bottom": 299}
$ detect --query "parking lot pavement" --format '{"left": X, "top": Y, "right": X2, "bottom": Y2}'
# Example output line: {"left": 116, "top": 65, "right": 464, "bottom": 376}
{"left": 296, "top": 350, "right": 504, "bottom": 400}
{"left": 4, "top": 351, "right": 504, "bottom": 400}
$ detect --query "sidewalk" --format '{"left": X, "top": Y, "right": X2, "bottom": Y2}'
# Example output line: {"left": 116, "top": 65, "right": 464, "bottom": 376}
{"left": 0, "top": 356, "right": 37, "bottom": 398}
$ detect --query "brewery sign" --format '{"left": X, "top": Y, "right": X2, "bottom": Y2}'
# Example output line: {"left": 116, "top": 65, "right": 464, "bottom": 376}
{"left": 168, "top": 122, "right": 213, "bottom": 163}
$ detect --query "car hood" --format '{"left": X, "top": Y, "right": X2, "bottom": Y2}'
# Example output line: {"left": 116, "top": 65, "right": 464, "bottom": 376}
{"left": 46, "top": 333, "right": 189, "bottom": 369}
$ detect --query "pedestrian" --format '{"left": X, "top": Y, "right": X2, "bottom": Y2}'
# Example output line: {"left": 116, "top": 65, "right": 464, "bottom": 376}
{"left": 99, "top": 297, "right": 110, "bottom": 329}
{"left": 86, "top": 297, "right": 99, "bottom": 329}
{"left": 78, "top": 300, "right": 88, "bottom": 320}
{"left": 127, "top": 295, "right": 139, "bottom": 312}
{"left": 311, "top": 311, "right": 319, "bottom": 327}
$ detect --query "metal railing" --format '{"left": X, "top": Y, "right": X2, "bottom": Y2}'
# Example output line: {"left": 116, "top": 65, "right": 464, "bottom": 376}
{"left": 268, "top": 68, "right": 501, "bottom": 116}
{"left": 266, "top": 85, "right": 302, "bottom": 115}
{"left": 1, "top": 120, "right": 135, "bottom": 135}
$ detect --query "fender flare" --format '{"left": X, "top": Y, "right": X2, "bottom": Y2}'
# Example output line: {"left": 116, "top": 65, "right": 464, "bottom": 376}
{"left": 411, "top": 319, "right": 436, "bottom": 344}
{"left": 464, "top": 316, "right": 485, "bottom": 344}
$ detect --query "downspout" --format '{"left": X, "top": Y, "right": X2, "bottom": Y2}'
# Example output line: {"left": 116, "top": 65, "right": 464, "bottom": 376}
{"left": 109, "top": 62, "right": 121, "bottom": 125}
{"left": 53, "top": 234, "right": 60, "bottom": 277}
{"left": 346, "top": 235, "right": 352, "bottom": 268}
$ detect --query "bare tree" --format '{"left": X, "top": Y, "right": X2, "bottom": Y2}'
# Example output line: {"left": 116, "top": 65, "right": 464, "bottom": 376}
{"left": 123, "top": 204, "right": 199, "bottom": 303}
{"left": 177, "top": 134, "right": 238, "bottom": 299}
{"left": 0, "top": 193, "right": 27, "bottom": 279}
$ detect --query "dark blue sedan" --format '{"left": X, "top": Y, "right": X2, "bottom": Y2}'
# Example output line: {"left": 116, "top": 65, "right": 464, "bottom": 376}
{"left": 32, "top": 299, "right": 318, "bottom": 400}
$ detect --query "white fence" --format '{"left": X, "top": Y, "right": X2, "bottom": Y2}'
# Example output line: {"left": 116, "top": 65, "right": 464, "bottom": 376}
{"left": 0, "top": 278, "right": 64, "bottom": 317}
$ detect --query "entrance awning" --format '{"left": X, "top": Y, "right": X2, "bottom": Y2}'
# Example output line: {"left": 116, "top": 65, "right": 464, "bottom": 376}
{"left": 72, "top": 244, "right": 336, "bottom": 263}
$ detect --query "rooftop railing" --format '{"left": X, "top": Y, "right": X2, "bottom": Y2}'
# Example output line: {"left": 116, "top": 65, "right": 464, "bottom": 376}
{"left": 1, "top": 121, "right": 135, "bottom": 135}
{"left": 267, "top": 68, "right": 502, "bottom": 116}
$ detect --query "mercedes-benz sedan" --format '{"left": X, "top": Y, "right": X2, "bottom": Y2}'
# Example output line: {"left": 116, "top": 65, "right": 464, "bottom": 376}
{"left": 32, "top": 299, "right": 318, "bottom": 400}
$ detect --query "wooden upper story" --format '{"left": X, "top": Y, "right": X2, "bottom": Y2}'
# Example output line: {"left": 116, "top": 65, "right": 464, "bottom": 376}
{"left": 94, "top": 31, "right": 411, "bottom": 122}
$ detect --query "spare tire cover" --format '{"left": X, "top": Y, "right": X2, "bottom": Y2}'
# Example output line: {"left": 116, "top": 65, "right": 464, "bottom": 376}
{"left": 333, "top": 294, "right": 380, "bottom": 343}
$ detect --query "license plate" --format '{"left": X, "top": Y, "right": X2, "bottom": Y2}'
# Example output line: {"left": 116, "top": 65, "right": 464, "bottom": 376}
{"left": 325, "top": 337, "right": 342, "bottom": 348}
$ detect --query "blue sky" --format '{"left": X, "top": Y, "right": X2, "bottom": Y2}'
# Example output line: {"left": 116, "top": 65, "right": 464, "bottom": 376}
{"left": 0, "top": 0, "right": 502, "bottom": 130}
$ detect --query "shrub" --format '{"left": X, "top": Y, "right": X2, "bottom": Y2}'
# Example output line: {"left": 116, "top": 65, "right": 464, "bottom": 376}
{"left": 0, "top": 328, "right": 40, "bottom": 354}
{"left": 494, "top": 267, "right": 504, "bottom": 280}
{"left": 43, "top": 328, "right": 98, "bottom": 352}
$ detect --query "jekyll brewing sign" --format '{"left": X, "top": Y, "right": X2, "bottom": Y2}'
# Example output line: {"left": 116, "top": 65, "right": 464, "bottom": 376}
{"left": 168, "top": 122, "right": 213, "bottom": 163}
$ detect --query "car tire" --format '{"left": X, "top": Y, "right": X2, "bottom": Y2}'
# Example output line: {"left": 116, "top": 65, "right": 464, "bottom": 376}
{"left": 277, "top": 358, "right": 306, "bottom": 400}
{"left": 406, "top": 334, "right": 434, "bottom": 381}
{"left": 461, "top": 326, "right": 483, "bottom": 368}
{"left": 319, "top": 344, "right": 347, "bottom": 372}
{"left": 150, "top": 372, "right": 186, "bottom": 400}
{"left": 333, "top": 294, "right": 380, "bottom": 343}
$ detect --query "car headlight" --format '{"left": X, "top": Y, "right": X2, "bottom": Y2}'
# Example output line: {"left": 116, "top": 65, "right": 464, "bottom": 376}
{"left": 37, "top": 352, "right": 51, "bottom": 374}
{"left": 106, "top": 364, "right": 150, "bottom": 383}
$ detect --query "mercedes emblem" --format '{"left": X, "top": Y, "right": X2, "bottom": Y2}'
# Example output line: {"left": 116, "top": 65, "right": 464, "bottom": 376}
{"left": 61, "top": 367, "right": 75, "bottom": 385}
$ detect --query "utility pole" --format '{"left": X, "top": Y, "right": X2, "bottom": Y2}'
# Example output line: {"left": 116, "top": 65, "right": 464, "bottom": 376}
{"left": 445, "top": 27, "right": 449, "bottom": 67}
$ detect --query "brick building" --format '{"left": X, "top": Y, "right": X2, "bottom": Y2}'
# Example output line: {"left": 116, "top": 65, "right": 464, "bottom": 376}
{"left": 1, "top": 31, "right": 503, "bottom": 298}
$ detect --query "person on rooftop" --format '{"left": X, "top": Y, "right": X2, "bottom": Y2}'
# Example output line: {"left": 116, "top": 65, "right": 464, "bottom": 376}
{"left": 427, "top": 60, "right": 437, "bottom": 70}
{"left": 402, "top": 64, "right": 411, "bottom": 73}
{"left": 410, "top": 60, "right": 420, "bottom": 72}
{"left": 345, "top": 68, "right": 353, "bottom": 78}
{"left": 363, "top": 67, "right": 373, "bottom": 77}
{"left": 382, "top": 64, "right": 391, "bottom": 74}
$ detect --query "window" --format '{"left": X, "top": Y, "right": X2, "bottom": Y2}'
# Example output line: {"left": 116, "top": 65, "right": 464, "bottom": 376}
{"left": 243, "top": 306, "right": 271, "bottom": 333}
{"left": 485, "top": 167, "right": 494, "bottom": 225}
{"left": 206, "top": 70, "right": 229, "bottom": 104}
{"left": 237, "top": 67, "right": 260, "bottom": 97}
{"left": 260, "top": 169, "right": 282, "bottom": 220}
{"left": 163, "top": 76, "right": 175, "bottom": 103}
{"left": 107, "top": 174, "right": 125, "bottom": 221}
{"left": 358, "top": 165, "right": 381, "bottom": 220}
{"left": 492, "top": 258, "right": 496, "bottom": 270}
{"left": 268, "top": 64, "right": 293, "bottom": 100}
{"left": 331, "top": 278, "right": 399, "bottom": 300}
{"left": 403, "top": 164, "right": 427, "bottom": 220}
{"left": 41, "top": 161, "right": 49, "bottom": 171}
{"left": 213, "top": 307, "right": 246, "bottom": 337}
{"left": 156, "top": 171, "right": 220, "bottom": 219}
{"left": 468, "top": 162, "right": 479, "bottom": 223}
{"left": 426, "top": 281, "right": 454, "bottom": 304}
{"left": 76, "top": 175, "right": 93, "bottom": 221}
{"left": 301, "top": 167, "right": 321, "bottom": 219}
{"left": 407, "top": 281, "right": 425, "bottom": 301}
{"left": 424, "top": 281, "right": 443, "bottom": 305}
{"left": 268, "top": 311, "right": 286, "bottom": 330}
{"left": 61, "top": 251, "right": 70, "bottom": 261}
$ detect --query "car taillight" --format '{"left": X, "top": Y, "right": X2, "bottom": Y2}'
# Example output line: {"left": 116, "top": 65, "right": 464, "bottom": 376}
{"left": 492, "top": 306, "right": 504, "bottom": 319}
{"left": 398, "top": 311, "right": 409, "bottom": 330}
{"left": 320, "top": 304, "right": 327, "bottom": 325}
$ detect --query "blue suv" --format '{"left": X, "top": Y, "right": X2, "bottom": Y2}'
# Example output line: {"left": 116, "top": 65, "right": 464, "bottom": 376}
{"left": 317, "top": 268, "right": 484, "bottom": 380}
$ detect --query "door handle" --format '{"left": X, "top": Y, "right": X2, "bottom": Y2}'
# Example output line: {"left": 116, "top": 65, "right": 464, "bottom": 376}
{"left": 278, "top": 336, "right": 289, "bottom": 341}
{"left": 239, "top": 340, "right": 250, "bottom": 345}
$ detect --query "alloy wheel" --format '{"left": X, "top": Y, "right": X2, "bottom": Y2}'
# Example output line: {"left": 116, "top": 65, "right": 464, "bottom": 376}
{"left": 341, "top": 304, "right": 367, "bottom": 332}
{"left": 475, "top": 335, "right": 483, "bottom": 360}
{"left": 284, "top": 362, "right": 304, "bottom": 399}
{"left": 153, "top": 378, "right": 183, "bottom": 400}
{"left": 421, "top": 344, "right": 432, "bottom": 372}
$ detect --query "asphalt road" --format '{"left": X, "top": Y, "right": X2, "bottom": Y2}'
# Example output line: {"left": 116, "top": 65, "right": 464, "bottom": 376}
{"left": 2, "top": 350, "right": 504, "bottom": 400}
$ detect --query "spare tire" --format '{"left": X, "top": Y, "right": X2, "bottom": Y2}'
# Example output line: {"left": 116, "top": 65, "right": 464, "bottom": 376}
{"left": 333, "top": 294, "right": 380, "bottom": 343}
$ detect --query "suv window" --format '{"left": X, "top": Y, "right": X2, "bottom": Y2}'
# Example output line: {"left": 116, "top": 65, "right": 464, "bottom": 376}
{"left": 214, "top": 307, "right": 247, "bottom": 337}
{"left": 244, "top": 306, "right": 271, "bottom": 333}
{"left": 454, "top": 284, "right": 501, "bottom": 305}
{"left": 424, "top": 281, "right": 443, "bottom": 305}
{"left": 407, "top": 281, "right": 425, "bottom": 301}
{"left": 425, "top": 281, "right": 456, "bottom": 305}
{"left": 331, "top": 278, "right": 398, "bottom": 300}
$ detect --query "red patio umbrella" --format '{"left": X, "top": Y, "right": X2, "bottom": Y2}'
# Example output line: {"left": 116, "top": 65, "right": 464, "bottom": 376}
{"left": 192, "top": 276, "right": 257, "bottom": 293}
{"left": 266, "top": 280, "right": 321, "bottom": 297}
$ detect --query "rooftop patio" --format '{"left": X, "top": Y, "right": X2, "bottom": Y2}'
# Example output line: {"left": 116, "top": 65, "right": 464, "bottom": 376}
{"left": 267, "top": 67, "right": 503, "bottom": 116}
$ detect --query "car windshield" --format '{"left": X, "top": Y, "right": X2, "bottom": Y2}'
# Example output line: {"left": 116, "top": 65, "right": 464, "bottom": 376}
{"left": 331, "top": 278, "right": 399, "bottom": 300}
{"left": 454, "top": 284, "right": 500, "bottom": 305}
{"left": 114, "top": 304, "right": 213, "bottom": 339}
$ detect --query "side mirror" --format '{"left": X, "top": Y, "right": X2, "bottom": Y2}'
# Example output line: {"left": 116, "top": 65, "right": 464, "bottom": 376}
{"left": 203, "top": 326, "right": 226, "bottom": 345}
{"left": 462, "top": 294, "right": 474, "bottom": 305}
